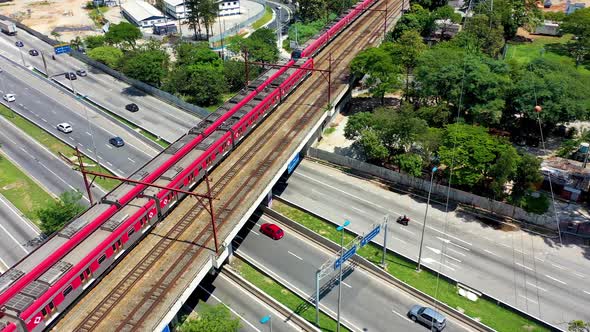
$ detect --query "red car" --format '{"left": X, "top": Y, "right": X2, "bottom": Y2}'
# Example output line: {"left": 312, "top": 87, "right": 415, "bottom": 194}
{"left": 260, "top": 223, "right": 284, "bottom": 240}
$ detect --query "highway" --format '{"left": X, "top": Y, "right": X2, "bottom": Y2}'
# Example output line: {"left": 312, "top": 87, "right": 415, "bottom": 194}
{"left": 0, "top": 194, "right": 40, "bottom": 272}
{"left": 0, "top": 59, "right": 157, "bottom": 176}
{"left": 235, "top": 215, "right": 471, "bottom": 332}
{"left": 0, "top": 29, "right": 201, "bottom": 143}
{"left": 278, "top": 159, "right": 590, "bottom": 329}
{"left": 194, "top": 271, "right": 302, "bottom": 332}
{"left": 0, "top": 115, "right": 106, "bottom": 202}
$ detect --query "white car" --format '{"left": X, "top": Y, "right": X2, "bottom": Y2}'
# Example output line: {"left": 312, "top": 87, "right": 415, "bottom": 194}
{"left": 57, "top": 122, "right": 73, "bottom": 133}
{"left": 3, "top": 94, "right": 15, "bottom": 102}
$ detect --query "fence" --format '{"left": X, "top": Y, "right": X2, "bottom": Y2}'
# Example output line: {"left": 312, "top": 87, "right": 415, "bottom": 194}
{"left": 0, "top": 14, "right": 210, "bottom": 118}
{"left": 307, "top": 147, "right": 557, "bottom": 229}
{"left": 209, "top": 0, "right": 268, "bottom": 44}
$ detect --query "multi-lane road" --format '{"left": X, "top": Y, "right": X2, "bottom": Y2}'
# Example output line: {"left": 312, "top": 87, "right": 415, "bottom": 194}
{"left": 0, "top": 29, "right": 202, "bottom": 142}
{"left": 235, "top": 215, "right": 471, "bottom": 332}
{"left": 0, "top": 194, "right": 40, "bottom": 272}
{"left": 278, "top": 159, "right": 590, "bottom": 329}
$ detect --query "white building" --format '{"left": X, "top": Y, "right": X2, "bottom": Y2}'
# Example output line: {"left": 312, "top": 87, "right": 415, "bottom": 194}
{"left": 121, "top": 1, "right": 167, "bottom": 28}
{"left": 218, "top": 0, "right": 240, "bottom": 16}
{"left": 163, "top": 0, "right": 189, "bottom": 19}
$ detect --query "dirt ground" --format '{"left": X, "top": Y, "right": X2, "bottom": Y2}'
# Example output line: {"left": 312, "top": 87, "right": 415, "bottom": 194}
{"left": 0, "top": 0, "right": 102, "bottom": 41}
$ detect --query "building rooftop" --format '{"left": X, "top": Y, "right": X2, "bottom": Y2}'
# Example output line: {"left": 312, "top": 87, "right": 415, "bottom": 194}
{"left": 163, "top": 0, "right": 185, "bottom": 6}
{"left": 541, "top": 156, "right": 590, "bottom": 191}
{"left": 121, "top": 1, "right": 164, "bottom": 22}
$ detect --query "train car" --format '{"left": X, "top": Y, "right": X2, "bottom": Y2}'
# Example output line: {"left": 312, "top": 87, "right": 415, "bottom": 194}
{"left": 0, "top": 0, "right": 369, "bottom": 328}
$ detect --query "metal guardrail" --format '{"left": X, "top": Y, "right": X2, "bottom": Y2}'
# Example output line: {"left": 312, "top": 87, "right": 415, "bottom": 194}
{"left": 266, "top": 196, "right": 564, "bottom": 332}
{"left": 221, "top": 266, "right": 321, "bottom": 332}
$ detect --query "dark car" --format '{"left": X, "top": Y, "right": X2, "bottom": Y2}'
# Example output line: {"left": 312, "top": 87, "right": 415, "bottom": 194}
{"left": 109, "top": 137, "right": 125, "bottom": 147}
{"left": 65, "top": 72, "right": 77, "bottom": 80}
{"left": 29, "top": 49, "right": 39, "bottom": 56}
{"left": 260, "top": 223, "right": 284, "bottom": 240}
{"left": 408, "top": 305, "right": 446, "bottom": 332}
{"left": 76, "top": 69, "right": 87, "bottom": 77}
{"left": 125, "top": 103, "right": 139, "bottom": 112}
{"left": 15, "top": 41, "right": 24, "bottom": 47}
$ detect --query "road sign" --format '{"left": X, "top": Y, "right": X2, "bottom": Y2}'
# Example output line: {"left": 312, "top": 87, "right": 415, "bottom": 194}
{"left": 360, "top": 225, "right": 380, "bottom": 247}
{"left": 54, "top": 44, "right": 71, "bottom": 55}
{"left": 287, "top": 153, "right": 300, "bottom": 174}
{"left": 334, "top": 245, "right": 357, "bottom": 270}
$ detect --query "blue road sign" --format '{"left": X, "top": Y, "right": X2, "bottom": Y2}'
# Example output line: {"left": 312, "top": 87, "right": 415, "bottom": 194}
{"left": 360, "top": 225, "right": 381, "bottom": 247}
{"left": 162, "top": 325, "right": 171, "bottom": 332}
{"left": 334, "top": 245, "right": 357, "bottom": 270}
{"left": 287, "top": 153, "right": 300, "bottom": 174}
{"left": 54, "top": 44, "right": 71, "bottom": 55}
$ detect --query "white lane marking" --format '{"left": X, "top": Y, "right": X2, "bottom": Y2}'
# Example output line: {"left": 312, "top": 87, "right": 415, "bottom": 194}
{"left": 107, "top": 161, "right": 113, "bottom": 166}
{"left": 527, "top": 282, "right": 547, "bottom": 292}
{"left": 311, "top": 189, "right": 326, "bottom": 196}
{"left": 437, "top": 237, "right": 470, "bottom": 251}
{"left": 41, "top": 118, "right": 47, "bottom": 123}
{"left": 584, "top": 290, "right": 590, "bottom": 296}
{"left": 429, "top": 230, "right": 472, "bottom": 247}
{"left": 574, "top": 272, "right": 585, "bottom": 279}
{"left": 86, "top": 131, "right": 91, "bottom": 136}
{"left": 516, "top": 262, "right": 533, "bottom": 271}
{"left": 0, "top": 215, "right": 29, "bottom": 254}
{"left": 288, "top": 251, "right": 303, "bottom": 261}
{"left": 545, "top": 275, "right": 567, "bottom": 285}
{"left": 514, "top": 248, "right": 524, "bottom": 254}
{"left": 78, "top": 143, "right": 84, "bottom": 147}
{"left": 341, "top": 281, "right": 352, "bottom": 288}
{"left": 446, "top": 247, "right": 466, "bottom": 257}
{"left": 127, "top": 157, "right": 136, "bottom": 163}
{"left": 116, "top": 169, "right": 124, "bottom": 175}
{"left": 69, "top": 137, "right": 75, "bottom": 141}
{"left": 551, "top": 263, "right": 566, "bottom": 270}
{"left": 105, "top": 144, "right": 113, "bottom": 149}
{"left": 535, "top": 257, "right": 545, "bottom": 262}
{"left": 519, "top": 294, "right": 538, "bottom": 304}
{"left": 250, "top": 231, "right": 260, "bottom": 236}
{"left": 500, "top": 243, "right": 511, "bottom": 248}
{"left": 426, "top": 246, "right": 461, "bottom": 263}
{"left": 0, "top": 255, "right": 8, "bottom": 274}
{"left": 484, "top": 249, "right": 501, "bottom": 258}
{"left": 392, "top": 309, "right": 412, "bottom": 322}
{"left": 399, "top": 227, "right": 415, "bottom": 235}
{"left": 0, "top": 195, "right": 39, "bottom": 235}
{"left": 351, "top": 206, "right": 367, "bottom": 214}
{"left": 391, "top": 236, "right": 407, "bottom": 244}
{"left": 197, "top": 284, "right": 262, "bottom": 332}
{"left": 98, "top": 155, "right": 103, "bottom": 160}
{"left": 422, "top": 257, "right": 456, "bottom": 272}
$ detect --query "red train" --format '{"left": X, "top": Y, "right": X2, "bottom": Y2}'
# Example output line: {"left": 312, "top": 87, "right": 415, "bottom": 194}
{"left": 0, "top": 0, "right": 378, "bottom": 330}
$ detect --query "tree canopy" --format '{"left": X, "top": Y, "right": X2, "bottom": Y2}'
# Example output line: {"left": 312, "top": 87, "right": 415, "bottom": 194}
{"left": 120, "top": 49, "right": 170, "bottom": 87}
{"left": 560, "top": 8, "right": 590, "bottom": 66}
{"left": 37, "top": 191, "right": 85, "bottom": 235}
{"left": 105, "top": 22, "right": 142, "bottom": 50}
{"left": 350, "top": 47, "right": 401, "bottom": 104}
{"left": 87, "top": 46, "right": 124, "bottom": 67}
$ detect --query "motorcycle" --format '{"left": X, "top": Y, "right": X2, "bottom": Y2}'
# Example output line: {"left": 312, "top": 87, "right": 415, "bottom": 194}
{"left": 396, "top": 215, "right": 410, "bottom": 226}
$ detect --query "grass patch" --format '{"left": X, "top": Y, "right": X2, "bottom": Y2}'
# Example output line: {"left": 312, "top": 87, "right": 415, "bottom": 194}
{"left": 87, "top": 5, "right": 109, "bottom": 27}
{"left": 506, "top": 34, "right": 590, "bottom": 75}
{"left": 323, "top": 127, "right": 336, "bottom": 135}
{"left": 0, "top": 105, "right": 119, "bottom": 190}
{"left": 231, "top": 258, "right": 350, "bottom": 332}
{"left": 252, "top": 6, "right": 273, "bottom": 30}
{"left": 272, "top": 200, "right": 550, "bottom": 332}
{"left": 0, "top": 154, "right": 54, "bottom": 224}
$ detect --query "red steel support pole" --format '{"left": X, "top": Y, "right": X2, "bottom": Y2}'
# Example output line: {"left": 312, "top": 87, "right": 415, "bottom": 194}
{"left": 328, "top": 53, "right": 332, "bottom": 107}
{"left": 384, "top": 1, "right": 388, "bottom": 41}
{"left": 76, "top": 146, "right": 94, "bottom": 205}
{"left": 205, "top": 174, "right": 219, "bottom": 254}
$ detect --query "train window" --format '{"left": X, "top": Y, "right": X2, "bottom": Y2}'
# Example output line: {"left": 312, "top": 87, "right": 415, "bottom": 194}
{"left": 112, "top": 244, "right": 117, "bottom": 252}
{"left": 48, "top": 302, "right": 55, "bottom": 311}
{"left": 117, "top": 239, "right": 122, "bottom": 247}
{"left": 41, "top": 308, "right": 47, "bottom": 317}
{"left": 63, "top": 285, "right": 73, "bottom": 297}
{"left": 85, "top": 268, "right": 91, "bottom": 277}
{"left": 98, "top": 254, "right": 107, "bottom": 264}
{"left": 128, "top": 228, "right": 135, "bottom": 237}
{"left": 79, "top": 273, "right": 85, "bottom": 282}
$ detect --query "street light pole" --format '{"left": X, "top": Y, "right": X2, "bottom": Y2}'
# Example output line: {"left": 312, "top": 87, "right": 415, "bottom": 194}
{"left": 382, "top": 215, "right": 388, "bottom": 267}
{"left": 417, "top": 167, "right": 437, "bottom": 272}
{"left": 315, "top": 269, "right": 320, "bottom": 326}
{"left": 276, "top": 6, "right": 281, "bottom": 48}
{"left": 336, "top": 219, "right": 350, "bottom": 332}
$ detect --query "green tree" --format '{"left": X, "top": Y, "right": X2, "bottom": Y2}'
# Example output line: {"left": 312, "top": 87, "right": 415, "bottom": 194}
{"left": 359, "top": 129, "right": 389, "bottom": 162}
{"left": 413, "top": 0, "right": 448, "bottom": 10}
{"left": 186, "top": 0, "right": 204, "bottom": 38}
{"left": 389, "top": 4, "right": 435, "bottom": 40}
{"left": 166, "top": 64, "right": 227, "bottom": 106}
{"left": 544, "top": 11, "right": 566, "bottom": 22}
{"left": 560, "top": 8, "right": 590, "bottom": 66}
{"left": 350, "top": 47, "right": 401, "bottom": 104}
{"left": 488, "top": 146, "right": 520, "bottom": 198}
{"left": 174, "top": 42, "right": 220, "bottom": 66}
{"left": 461, "top": 13, "right": 505, "bottom": 57}
{"left": 372, "top": 107, "right": 428, "bottom": 153}
{"left": 384, "top": 30, "right": 426, "bottom": 100}
{"left": 298, "top": 0, "right": 327, "bottom": 22}
{"left": 222, "top": 60, "right": 261, "bottom": 92}
{"left": 85, "top": 35, "right": 106, "bottom": 49}
{"left": 105, "top": 22, "right": 142, "bottom": 50}
{"left": 344, "top": 112, "right": 375, "bottom": 140}
{"left": 417, "top": 127, "right": 443, "bottom": 162}
{"left": 37, "top": 191, "right": 85, "bottom": 235}
{"left": 510, "top": 153, "right": 543, "bottom": 201}
{"left": 568, "top": 320, "right": 590, "bottom": 332}
{"left": 120, "top": 50, "right": 170, "bottom": 86}
{"left": 395, "top": 153, "right": 423, "bottom": 177}
{"left": 177, "top": 303, "right": 241, "bottom": 332}
{"left": 229, "top": 29, "right": 278, "bottom": 64}
{"left": 87, "top": 46, "right": 124, "bottom": 67}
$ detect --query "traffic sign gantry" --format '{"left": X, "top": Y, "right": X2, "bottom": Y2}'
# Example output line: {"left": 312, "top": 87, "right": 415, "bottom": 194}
{"left": 360, "top": 225, "right": 380, "bottom": 247}
{"left": 334, "top": 244, "right": 357, "bottom": 270}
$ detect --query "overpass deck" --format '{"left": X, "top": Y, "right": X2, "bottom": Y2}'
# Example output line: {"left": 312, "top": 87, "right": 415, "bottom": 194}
{"left": 53, "top": 0, "right": 402, "bottom": 330}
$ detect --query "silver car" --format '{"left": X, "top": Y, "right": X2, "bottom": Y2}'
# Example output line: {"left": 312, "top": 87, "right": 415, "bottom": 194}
{"left": 408, "top": 305, "right": 446, "bottom": 331}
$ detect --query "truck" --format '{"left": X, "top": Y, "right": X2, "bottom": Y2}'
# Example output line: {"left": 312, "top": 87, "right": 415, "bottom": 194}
{"left": 0, "top": 19, "right": 17, "bottom": 35}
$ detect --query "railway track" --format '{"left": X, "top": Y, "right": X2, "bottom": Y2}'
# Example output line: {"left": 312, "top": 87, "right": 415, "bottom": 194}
{"left": 61, "top": 0, "right": 403, "bottom": 330}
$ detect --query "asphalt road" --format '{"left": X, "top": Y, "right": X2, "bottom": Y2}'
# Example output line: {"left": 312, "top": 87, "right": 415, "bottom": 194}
{"left": 0, "top": 30, "right": 202, "bottom": 143}
{"left": 278, "top": 160, "right": 590, "bottom": 329}
{"left": 0, "top": 195, "right": 40, "bottom": 272}
{"left": 195, "top": 271, "right": 302, "bottom": 332}
{"left": 0, "top": 59, "right": 156, "bottom": 176}
{"left": 0, "top": 114, "right": 106, "bottom": 202}
{"left": 236, "top": 215, "right": 471, "bottom": 332}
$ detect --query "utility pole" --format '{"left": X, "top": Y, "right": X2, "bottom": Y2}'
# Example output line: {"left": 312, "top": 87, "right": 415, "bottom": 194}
{"left": 276, "top": 6, "right": 281, "bottom": 49}
{"left": 381, "top": 215, "right": 388, "bottom": 267}
{"left": 417, "top": 167, "right": 437, "bottom": 272}
{"left": 336, "top": 220, "right": 350, "bottom": 332}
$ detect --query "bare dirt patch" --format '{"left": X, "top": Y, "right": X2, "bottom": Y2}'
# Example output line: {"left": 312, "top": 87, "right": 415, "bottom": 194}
{"left": 0, "top": 0, "right": 100, "bottom": 41}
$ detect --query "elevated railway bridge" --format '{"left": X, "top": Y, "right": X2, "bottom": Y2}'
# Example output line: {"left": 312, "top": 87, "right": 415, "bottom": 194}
{"left": 0, "top": 0, "right": 405, "bottom": 331}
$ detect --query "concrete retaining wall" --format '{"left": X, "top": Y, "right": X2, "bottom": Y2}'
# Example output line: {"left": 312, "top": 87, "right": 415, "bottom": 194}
{"left": 307, "top": 148, "right": 556, "bottom": 229}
